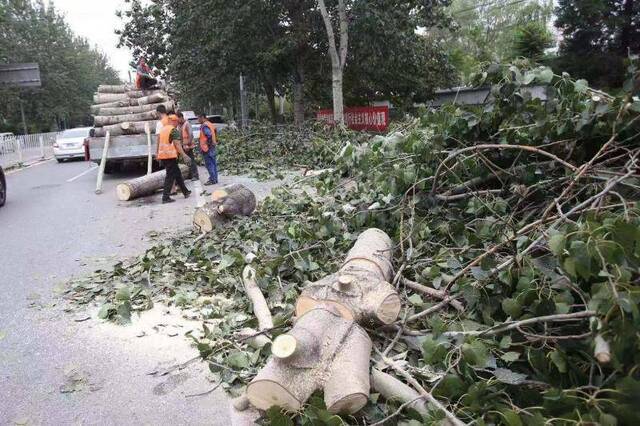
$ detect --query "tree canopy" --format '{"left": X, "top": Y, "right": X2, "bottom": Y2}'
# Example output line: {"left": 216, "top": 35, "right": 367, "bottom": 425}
{"left": 0, "top": 0, "right": 120, "bottom": 133}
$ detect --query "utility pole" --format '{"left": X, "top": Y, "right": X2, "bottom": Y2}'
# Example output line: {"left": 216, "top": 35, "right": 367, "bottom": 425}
{"left": 239, "top": 74, "right": 248, "bottom": 128}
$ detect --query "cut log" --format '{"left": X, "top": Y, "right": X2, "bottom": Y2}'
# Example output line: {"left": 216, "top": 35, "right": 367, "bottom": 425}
{"left": 193, "top": 184, "right": 257, "bottom": 232}
{"left": 247, "top": 305, "right": 371, "bottom": 414}
{"left": 92, "top": 101, "right": 174, "bottom": 117}
{"left": 594, "top": 335, "right": 611, "bottom": 364}
{"left": 90, "top": 93, "right": 168, "bottom": 111}
{"left": 296, "top": 228, "right": 401, "bottom": 326}
{"left": 236, "top": 266, "right": 274, "bottom": 350}
{"left": 94, "top": 110, "right": 159, "bottom": 127}
{"left": 371, "top": 368, "right": 428, "bottom": 416}
{"left": 116, "top": 165, "right": 189, "bottom": 201}
{"left": 92, "top": 121, "right": 156, "bottom": 138}
{"left": 93, "top": 90, "right": 164, "bottom": 105}
{"left": 97, "top": 84, "right": 134, "bottom": 93}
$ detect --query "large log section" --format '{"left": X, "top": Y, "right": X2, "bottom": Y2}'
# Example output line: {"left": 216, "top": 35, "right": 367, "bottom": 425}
{"left": 90, "top": 93, "right": 167, "bottom": 113}
{"left": 116, "top": 165, "right": 189, "bottom": 201}
{"left": 245, "top": 228, "right": 401, "bottom": 414}
{"left": 93, "top": 101, "right": 173, "bottom": 117}
{"left": 296, "top": 228, "right": 401, "bottom": 326}
{"left": 193, "top": 184, "right": 257, "bottom": 232}
{"left": 247, "top": 305, "right": 372, "bottom": 414}
{"left": 93, "top": 90, "right": 163, "bottom": 104}
{"left": 94, "top": 110, "right": 159, "bottom": 127}
{"left": 92, "top": 121, "right": 156, "bottom": 138}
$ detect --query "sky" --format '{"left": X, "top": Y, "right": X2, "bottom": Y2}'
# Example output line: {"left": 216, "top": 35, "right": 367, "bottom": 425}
{"left": 51, "top": 0, "right": 133, "bottom": 82}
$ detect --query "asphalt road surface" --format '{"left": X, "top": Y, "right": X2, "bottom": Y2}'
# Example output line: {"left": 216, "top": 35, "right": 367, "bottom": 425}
{"left": 0, "top": 158, "right": 281, "bottom": 425}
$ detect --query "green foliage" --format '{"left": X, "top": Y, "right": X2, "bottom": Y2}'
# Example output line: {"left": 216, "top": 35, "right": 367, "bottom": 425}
{"left": 0, "top": 0, "right": 120, "bottom": 133}
{"left": 511, "top": 22, "right": 554, "bottom": 60}
{"left": 67, "top": 63, "right": 640, "bottom": 424}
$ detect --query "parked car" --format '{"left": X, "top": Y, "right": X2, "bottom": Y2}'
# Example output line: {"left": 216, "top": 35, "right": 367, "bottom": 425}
{"left": 53, "top": 127, "right": 91, "bottom": 162}
{"left": 189, "top": 115, "right": 229, "bottom": 141}
{"left": 0, "top": 132, "right": 17, "bottom": 155}
{"left": 0, "top": 165, "right": 6, "bottom": 207}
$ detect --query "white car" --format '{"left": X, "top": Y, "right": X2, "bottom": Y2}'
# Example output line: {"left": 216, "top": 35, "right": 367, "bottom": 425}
{"left": 53, "top": 127, "right": 91, "bottom": 162}
{"left": 189, "top": 115, "right": 229, "bottom": 141}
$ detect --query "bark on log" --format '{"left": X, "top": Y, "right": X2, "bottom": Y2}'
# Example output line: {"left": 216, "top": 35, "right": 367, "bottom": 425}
{"left": 236, "top": 266, "right": 274, "bottom": 349}
{"left": 247, "top": 305, "right": 371, "bottom": 414}
{"left": 92, "top": 121, "right": 156, "bottom": 138}
{"left": 296, "top": 228, "right": 401, "bottom": 325}
{"left": 91, "top": 93, "right": 168, "bottom": 110}
{"left": 193, "top": 184, "right": 257, "bottom": 232}
{"left": 93, "top": 90, "right": 164, "bottom": 105}
{"left": 94, "top": 110, "right": 159, "bottom": 127}
{"left": 97, "top": 84, "right": 134, "bottom": 93}
{"left": 116, "top": 165, "right": 189, "bottom": 201}
{"left": 92, "top": 101, "right": 173, "bottom": 117}
{"left": 371, "top": 368, "right": 428, "bottom": 416}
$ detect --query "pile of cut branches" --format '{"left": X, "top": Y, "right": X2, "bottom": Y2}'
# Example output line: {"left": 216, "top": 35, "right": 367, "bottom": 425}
{"left": 217, "top": 123, "right": 361, "bottom": 180}
{"left": 67, "top": 62, "right": 640, "bottom": 425}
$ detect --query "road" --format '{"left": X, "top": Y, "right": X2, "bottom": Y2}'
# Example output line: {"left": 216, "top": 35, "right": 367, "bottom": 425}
{"left": 0, "top": 159, "right": 280, "bottom": 425}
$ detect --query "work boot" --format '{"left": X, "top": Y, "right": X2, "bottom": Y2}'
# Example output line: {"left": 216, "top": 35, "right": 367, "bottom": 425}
{"left": 162, "top": 198, "right": 175, "bottom": 204}
{"left": 184, "top": 190, "right": 192, "bottom": 199}
{"left": 204, "top": 180, "right": 215, "bottom": 186}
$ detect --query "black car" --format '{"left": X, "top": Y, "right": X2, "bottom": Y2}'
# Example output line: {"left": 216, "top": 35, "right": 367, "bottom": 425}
{"left": 0, "top": 165, "right": 5, "bottom": 207}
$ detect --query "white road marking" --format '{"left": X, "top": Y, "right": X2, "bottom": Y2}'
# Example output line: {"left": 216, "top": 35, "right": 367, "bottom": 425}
{"left": 5, "top": 158, "right": 55, "bottom": 175}
{"left": 67, "top": 166, "right": 99, "bottom": 182}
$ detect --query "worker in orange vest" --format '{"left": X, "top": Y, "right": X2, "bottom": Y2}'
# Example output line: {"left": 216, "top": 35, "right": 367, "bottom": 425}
{"left": 197, "top": 113, "right": 218, "bottom": 185}
{"left": 176, "top": 111, "right": 199, "bottom": 181}
{"left": 157, "top": 114, "right": 192, "bottom": 204}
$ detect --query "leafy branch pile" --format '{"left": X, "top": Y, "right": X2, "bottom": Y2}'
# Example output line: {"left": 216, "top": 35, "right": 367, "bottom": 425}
{"left": 217, "top": 123, "right": 362, "bottom": 180}
{"left": 66, "top": 63, "right": 640, "bottom": 425}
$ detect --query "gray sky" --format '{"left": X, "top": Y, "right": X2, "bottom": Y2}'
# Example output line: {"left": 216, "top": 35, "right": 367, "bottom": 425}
{"left": 51, "top": 0, "right": 133, "bottom": 82}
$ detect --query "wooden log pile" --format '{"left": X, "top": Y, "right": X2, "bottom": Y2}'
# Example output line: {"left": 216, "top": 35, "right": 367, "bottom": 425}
{"left": 90, "top": 84, "right": 174, "bottom": 138}
{"left": 243, "top": 228, "right": 403, "bottom": 415}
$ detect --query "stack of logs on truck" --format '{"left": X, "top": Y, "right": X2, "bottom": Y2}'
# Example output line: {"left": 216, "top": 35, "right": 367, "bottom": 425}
{"left": 87, "top": 84, "right": 174, "bottom": 171}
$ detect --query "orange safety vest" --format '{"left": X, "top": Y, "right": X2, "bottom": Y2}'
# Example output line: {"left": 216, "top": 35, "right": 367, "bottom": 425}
{"left": 182, "top": 123, "right": 195, "bottom": 150}
{"left": 157, "top": 125, "right": 178, "bottom": 160}
{"left": 199, "top": 121, "right": 218, "bottom": 153}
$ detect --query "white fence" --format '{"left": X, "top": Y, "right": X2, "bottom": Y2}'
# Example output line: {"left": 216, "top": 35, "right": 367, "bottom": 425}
{"left": 0, "top": 132, "right": 60, "bottom": 169}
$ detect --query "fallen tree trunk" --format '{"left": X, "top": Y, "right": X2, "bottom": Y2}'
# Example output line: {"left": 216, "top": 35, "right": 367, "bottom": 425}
{"left": 92, "top": 121, "right": 156, "bottom": 138}
{"left": 247, "top": 305, "right": 371, "bottom": 414}
{"left": 296, "top": 228, "right": 401, "bottom": 325}
{"left": 237, "top": 265, "right": 274, "bottom": 349}
{"left": 371, "top": 369, "right": 428, "bottom": 416}
{"left": 193, "top": 184, "right": 257, "bottom": 232}
{"left": 97, "top": 84, "right": 134, "bottom": 93}
{"left": 93, "top": 90, "right": 164, "bottom": 104}
{"left": 92, "top": 101, "right": 173, "bottom": 117}
{"left": 116, "top": 165, "right": 189, "bottom": 201}
{"left": 94, "top": 110, "right": 159, "bottom": 127}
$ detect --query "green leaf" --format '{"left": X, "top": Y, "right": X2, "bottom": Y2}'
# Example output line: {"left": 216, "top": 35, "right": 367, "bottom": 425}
{"left": 499, "top": 335, "right": 512, "bottom": 349}
{"left": 115, "top": 287, "right": 131, "bottom": 301}
{"left": 538, "top": 68, "right": 554, "bottom": 84}
{"left": 548, "top": 234, "right": 566, "bottom": 257}
{"left": 574, "top": 79, "right": 588, "bottom": 94}
{"left": 408, "top": 294, "right": 424, "bottom": 307}
{"left": 462, "top": 340, "right": 489, "bottom": 367}
{"left": 217, "top": 254, "right": 237, "bottom": 271}
{"left": 494, "top": 368, "right": 527, "bottom": 385}
{"left": 266, "top": 407, "right": 294, "bottom": 426}
{"left": 502, "top": 298, "right": 522, "bottom": 318}
{"left": 501, "top": 409, "right": 523, "bottom": 426}
{"left": 550, "top": 350, "right": 567, "bottom": 373}
{"left": 501, "top": 351, "right": 521, "bottom": 363}
{"left": 226, "top": 351, "right": 250, "bottom": 369}
{"left": 98, "top": 303, "right": 115, "bottom": 319}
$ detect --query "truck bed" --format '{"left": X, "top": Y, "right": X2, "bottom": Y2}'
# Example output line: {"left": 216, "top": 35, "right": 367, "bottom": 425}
{"left": 88, "top": 134, "right": 155, "bottom": 163}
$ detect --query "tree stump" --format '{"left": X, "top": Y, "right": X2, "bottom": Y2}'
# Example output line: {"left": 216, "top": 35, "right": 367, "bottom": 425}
{"left": 116, "top": 165, "right": 189, "bottom": 201}
{"left": 295, "top": 228, "right": 401, "bottom": 326}
{"left": 193, "top": 184, "right": 257, "bottom": 232}
{"left": 246, "top": 305, "right": 372, "bottom": 414}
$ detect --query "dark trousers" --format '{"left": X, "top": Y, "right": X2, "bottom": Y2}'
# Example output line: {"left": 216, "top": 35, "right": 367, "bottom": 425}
{"left": 162, "top": 159, "right": 188, "bottom": 200}
{"left": 140, "top": 76, "right": 158, "bottom": 90}
{"left": 185, "top": 149, "right": 199, "bottom": 180}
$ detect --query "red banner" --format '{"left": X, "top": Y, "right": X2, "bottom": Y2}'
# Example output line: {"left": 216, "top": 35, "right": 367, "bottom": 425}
{"left": 317, "top": 106, "right": 389, "bottom": 132}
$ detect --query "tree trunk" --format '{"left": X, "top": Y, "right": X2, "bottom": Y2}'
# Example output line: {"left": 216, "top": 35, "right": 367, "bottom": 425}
{"left": 293, "top": 59, "right": 305, "bottom": 126}
{"left": 370, "top": 369, "right": 428, "bottom": 416}
{"left": 94, "top": 110, "right": 159, "bottom": 127}
{"left": 92, "top": 121, "right": 155, "bottom": 138}
{"left": 247, "top": 305, "right": 371, "bottom": 414}
{"left": 263, "top": 81, "right": 278, "bottom": 124}
{"left": 90, "top": 93, "right": 168, "bottom": 112}
{"left": 192, "top": 184, "right": 257, "bottom": 232}
{"left": 97, "top": 84, "right": 135, "bottom": 93}
{"left": 296, "top": 228, "right": 401, "bottom": 325}
{"left": 116, "top": 165, "right": 189, "bottom": 201}
{"left": 92, "top": 101, "right": 174, "bottom": 117}
{"left": 317, "top": 0, "right": 348, "bottom": 125}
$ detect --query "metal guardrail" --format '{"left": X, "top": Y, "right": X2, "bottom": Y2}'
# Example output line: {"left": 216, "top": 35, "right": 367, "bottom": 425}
{"left": 0, "top": 132, "right": 60, "bottom": 169}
